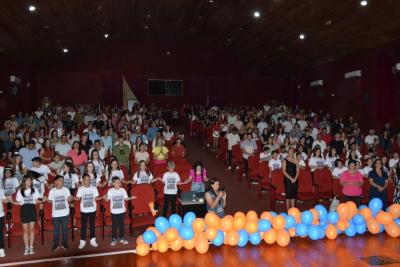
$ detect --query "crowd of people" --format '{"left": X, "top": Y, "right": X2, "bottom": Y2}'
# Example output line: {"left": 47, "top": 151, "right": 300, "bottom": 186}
{"left": 186, "top": 102, "right": 400, "bottom": 211}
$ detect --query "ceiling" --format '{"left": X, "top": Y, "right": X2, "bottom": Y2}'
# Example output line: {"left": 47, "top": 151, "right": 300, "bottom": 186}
{"left": 0, "top": 0, "right": 400, "bottom": 75}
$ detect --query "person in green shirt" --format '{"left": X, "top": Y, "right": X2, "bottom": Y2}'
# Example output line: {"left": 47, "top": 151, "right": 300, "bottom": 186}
{"left": 112, "top": 136, "right": 131, "bottom": 171}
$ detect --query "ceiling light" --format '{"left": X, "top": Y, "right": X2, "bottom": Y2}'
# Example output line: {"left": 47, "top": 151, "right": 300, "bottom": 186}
{"left": 325, "top": 20, "right": 332, "bottom": 26}
{"left": 360, "top": 1, "right": 368, "bottom": 6}
{"left": 209, "top": 0, "right": 213, "bottom": 2}
{"left": 28, "top": 5, "right": 36, "bottom": 12}
{"left": 62, "top": 48, "right": 69, "bottom": 53}
{"left": 299, "top": 33, "right": 305, "bottom": 40}
{"left": 253, "top": 11, "right": 260, "bottom": 18}
{"left": 104, "top": 33, "right": 109, "bottom": 38}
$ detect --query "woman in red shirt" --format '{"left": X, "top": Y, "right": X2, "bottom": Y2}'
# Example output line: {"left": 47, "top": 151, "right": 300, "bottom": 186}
{"left": 339, "top": 160, "right": 364, "bottom": 206}
{"left": 171, "top": 138, "right": 186, "bottom": 158}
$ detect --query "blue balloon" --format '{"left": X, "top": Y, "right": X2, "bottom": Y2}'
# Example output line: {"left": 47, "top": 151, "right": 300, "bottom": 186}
{"left": 355, "top": 223, "right": 366, "bottom": 235}
{"left": 395, "top": 218, "right": 400, "bottom": 227}
{"left": 142, "top": 230, "right": 157, "bottom": 244}
{"left": 270, "top": 211, "right": 277, "bottom": 217}
{"left": 212, "top": 230, "right": 224, "bottom": 246}
{"left": 345, "top": 223, "right": 356, "bottom": 237}
{"left": 359, "top": 204, "right": 367, "bottom": 210}
{"left": 179, "top": 226, "right": 194, "bottom": 240}
{"left": 352, "top": 214, "right": 365, "bottom": 225}
{"left": 155, "top": 217, "right": 170, "bottom": 234}
{"left": 285, "top": 215, "right": 296, "bottom": 229}
{"left": 237, "top": 230, "right": 249, "bottom": 247}
{"left": 314, "top": 205, "right": 328, "bottom": 221}
{"left": 169, "top": 214, "right": 183, "bottom": 229}
{"left": 295, "top": 223, "right": 309, "bottom": 237}
{"left": 328, "top": 211, "right": 339, "bottom": 224}
{"left": 301, "top": 211, "right": 313, "bottom": 225}
{"left": 308, "top": 225, "right": 320, "bottom": 240}
{"left": 369, "top": 198, "right": 383, "bottom": 214}
{"left": 183, "top": 212, "right": 196, "bottom": 227}
{"left": 258, "top": 219, "right": 272, "bottom": 232}
{"left": 279, "top": 212, "right": 288, "bottom": 218}
{"left": 378, "top": 223, "right": 384, "bottom": 233}
{"left": 249, "top": 232, "right": 261, "bottom": 245}
{"left": 319, "top": 226, "right": 325, "bottom": 239}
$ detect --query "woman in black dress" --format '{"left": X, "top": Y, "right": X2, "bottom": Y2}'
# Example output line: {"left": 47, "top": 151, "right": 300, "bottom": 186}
{"left": 282, "top": 147, "right": 299, "bottom": 210}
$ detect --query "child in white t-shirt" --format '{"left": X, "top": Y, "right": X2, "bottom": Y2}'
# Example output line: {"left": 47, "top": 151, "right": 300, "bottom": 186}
{"left": 75, "top": 174, "right": 102, "bottom": 249}
{"left": 2, "top": 166, "right": 20, "bottom": 197}
{"left": 268, "top": 150, "right": 282, "bottom": 171}
{"left": 30, "top": 157, "right": 53, "bottom": 197}
{"left": 131, "top": 161, "right": 154, "bottom": 184}
{"left": 45, "top": 175, "right": 73, "bottom": 251}
{"left": 104, "top": 177, "right": 136, "bottom": 246}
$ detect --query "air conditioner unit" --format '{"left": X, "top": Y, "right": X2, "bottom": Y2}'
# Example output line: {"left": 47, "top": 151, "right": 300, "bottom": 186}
{"left": 310, "top": 80, "right": 324, "bottom": 87}
{"left": 344, "top": 70, "right": 362, "bottom": 79}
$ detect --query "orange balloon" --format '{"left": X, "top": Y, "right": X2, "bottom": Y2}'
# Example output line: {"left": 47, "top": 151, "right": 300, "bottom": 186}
{"left": 376, "top": 211, "right": 393, "bottom": 225}
{"left": 205, "top": 213, "right": 221, "bottom": 229}
{"left": 325, "top": 225, "right": 338, "bottom": 240}
{"left": 337, "top": 203, "right": 350, "bottom": 221}
{"left": 346, "top": 201, "right": 358, "bottom": 219}
{"left": 264, "top": 229, "right": 277, "bottom": 244}
{"left": 170, "top": 237, "right": 183, "bottom": 251}
{"left": 309, "top": 209, "right": 319, "bottom": 225}
{"left": 194, "top": 235, "right": 209, "bottom": 254}
{"left": 225, "top": 230, "right": 239, "bottom": 246}
{"left": 156, "top": 236, "right": 169, "bottom": 253}
{"left": 165, "top": 228, "right": 179, "bottom": 242}
{"left": 288, "top": 228, "right": 296, "bottom": 237}
{"left": 288, "top": 207, "right": 301, "bottom": 223}
{"left": 336, "top": 220, "right": 349, "bottom": 231}
{"left": 388, "top": 204, "right": 400, "bottom": 219}
{"left": 276, "top": 229, "right": 290, "bottom": 247}
{"left": 367, "top": 219, "right": 380, "bottom": 234}
{"left": 360, "top": 207, "right": 372, "bottom": 221}
{"left": 183, "top": 238, "right": 195, "bottom": 250}
{"left": 136, "top": 243, "right": 150, "bottom": 256}
{"left": 272, "top": 215, "right": 286, "bottom": 230}
{"left": 192, "top": 218, "right": 206, "bottom": 233}
{"left": 220, "top": 215, "right": 234, "bottom": 232}
{"left": 260, "top": 211, "right": 273, "bottom": 222}
{"left": 146, "top": 227, "right": 161, "bottom": 238}
{"left": 233, "top": 216, "right": 246, "bottom": 230}
{"left": 384, "top": 222, "right": 400, "bottom": 238}
{"left": 205, "top": 227, "right": 218, "bottom": 240}
{"left": 246, "top": 210, "right": 258, "bottom": 221}
{"left": 136, "top": 235, "right": 145, "bottom": 245}
{"left": 245, "top": 220, "right": 259, "bottom": 234}
{"left": 234, "top": 211, "right": 246, "bottom": 219}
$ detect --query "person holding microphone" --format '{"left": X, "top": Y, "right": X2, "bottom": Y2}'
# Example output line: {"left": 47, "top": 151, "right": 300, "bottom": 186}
{"left": 205, "top": 178, "right": 226, "bottom": 218}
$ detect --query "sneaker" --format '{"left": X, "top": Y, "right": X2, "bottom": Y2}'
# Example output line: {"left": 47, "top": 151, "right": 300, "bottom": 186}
{"left": 51, "top": 245, "right": 59, "bottom": 252}
{"left": 90, "top": 238, "right": 98, "bottom": 247}
{"left": 0, "top": 249, "right": 5, "bottom": 257}
{"left": 24, "top": 247, "right": 29, "bottom": 255}
{"left": 29, "top": 246, "right": 34, "bottom": 255}
{"left": 110, "top": 239, "right": 117, "bottom": 246}
{"left": 78, "top": 240, "right": 86, "bottom": 249}
{"left": 120, "top": 239, "right": 128, "bottom": 245}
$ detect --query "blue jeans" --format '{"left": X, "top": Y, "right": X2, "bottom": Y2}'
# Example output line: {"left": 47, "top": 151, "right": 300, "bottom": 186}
{"left": 191, "top": 182, "right": 205, "bottom": 193}
{"left": 53, "top": 215, "right": 69, "bottom": 246}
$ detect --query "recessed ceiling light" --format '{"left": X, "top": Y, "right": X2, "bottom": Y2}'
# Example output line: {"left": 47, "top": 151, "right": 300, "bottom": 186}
{"left": 104, "top": 33, "right": 109, "bottom": 38}
{"left": 299, "top": 33, "right": 305, "bottom": 40}
{"left": 360, "top": 0, "right": 368, "bottom": 6}
{"left": 28, "top": 5, "right": 36, "bottom": 12}
{"left": 253, "top": 11, "right": 261, "bottom": 18}
{"left": 166, "top": 51, "right": 171, "bottom": 55}
{"left": 62, "top": 48, "right": 69, "bottom": 53}
{"left": 209, "top": 0, "right": 213, "bottom": 3}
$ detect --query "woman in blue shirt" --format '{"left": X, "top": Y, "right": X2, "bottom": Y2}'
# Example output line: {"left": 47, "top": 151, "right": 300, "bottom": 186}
{"left": 368, "top": 159, "right": 389, "bottom": 211}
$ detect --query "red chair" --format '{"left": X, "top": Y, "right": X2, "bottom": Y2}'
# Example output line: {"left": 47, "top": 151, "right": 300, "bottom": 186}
{"left": 258, "top": 161, "right": 273, "bottom": 200}
{"left": 246, "top": 155, "right": 261, "bottom": 189}
{"left": 361, "top": 178, "right": 371, "bottom": 204}
{"left": 175, "top": 164, "right": 192, "bottom": 194}
{"left": 232, "top": 144, "right": 243, "bottom": 170}
{"left": 218, "top": 138, "right": 228, "bottom": 161}
{"left": 131, "top": 184, "right": 156, "bottom": 234}
{"left": 332, "top": 178, "right": 342, "bottom": 197}
{"left": 270, "top": 169, "right": 285, "bottom": 210}
{"left": 387, "top": 178, "right": 394, "bottom": 205}
{"left": 313, "top": 169, "right": 333, "bottom": 199}
{"left": 298, "top": 169, "right": 318, "bottom": 203}
{"left": 172, "top": 157, "right": 188, "bottom": 165}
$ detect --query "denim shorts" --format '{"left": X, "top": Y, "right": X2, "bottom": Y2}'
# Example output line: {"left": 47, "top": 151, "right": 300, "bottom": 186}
{"left": 191, "top": 182, "right": 205, "bottom": 193}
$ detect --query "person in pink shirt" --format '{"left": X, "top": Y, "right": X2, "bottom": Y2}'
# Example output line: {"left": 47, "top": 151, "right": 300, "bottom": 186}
{"left": 340, "top": 160, "right": 364, "bottom": 206}
{"left": 67, "top": 141, "right": 88, "bottom": 174}
{"left": 187, "top": 161, "right": 208, "bottom": 193}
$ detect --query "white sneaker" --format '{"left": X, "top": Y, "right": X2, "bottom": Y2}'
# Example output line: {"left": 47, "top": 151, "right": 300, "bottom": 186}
{"left": 0, "top": 249, "right": 5, "bottom": 257}
{"left": 120, "top": 239, "right": 128, "bottom": 244}
{"left": 110, "top": 239, "right": 117, "bottom": 246}
{"left": 90, "top": 238, "right": 98, "bottom": 247}
{"left": 24, "top": 247, "right": 29, "bottom": 255}
{"left": 78, "top": 240, "right": 86, "bottom": 249}
{"left": 29, "top": 246, "right": 34, "bottom": 255}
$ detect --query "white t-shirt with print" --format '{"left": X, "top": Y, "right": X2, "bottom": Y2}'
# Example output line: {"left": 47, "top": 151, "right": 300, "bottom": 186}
{"left": 16, "top": 188, "right": 40, "bottom": 205}
{"left": 107, "top": 169, "right": 124, "bottom": 185}
{"left": 81, "top": 173, "right": 101, "bottom": 187}
{"left": 107, "top": 187, "right": 128, "bottom": 214}
{"left": 62, "top": 173, "right": 79, "bottom": 189}
{"left": 30, "top": 164, "right": 50, "bottom": 196}
{"left": 162, "top": 171, "right": 181, "bottom": 195}
{"left": 133, "top": 171, "right": 154, "bottom": 184}
{"left": 332, "top": 167, "right": 348, "bottom": 178}
{"left": 76, "top": 186, "right": 99, "bottom": 213}
{"left": 48, "top": 187, "right": 71, "bottom": 217}
{"left": 309, "top": 157, "right": 326, "bottom": 170}
{"left": 269, "top": 159, "right": 282, "bottom": 171}
{"left": 2, "top": 177, "right": 20, "bottom": 197}
{"left": 0, "top": 189, "right": 6, "bottom": 217}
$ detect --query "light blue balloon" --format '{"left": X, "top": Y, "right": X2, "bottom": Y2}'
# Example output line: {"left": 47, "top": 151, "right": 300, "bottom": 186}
{"left": 352, "top": 214, "right": 365, "bottom": 225}
{"left": 237, "top": 230, "right": 249, "bottom": 247}
{"left": 359, "top": 204, "right": 367, "bottom": 210}
{"left": 270, "top": 211, "right": 277, "bottom": 217}
{"left": 314, "top": 205, "right": 328, "bottom": 221}
{"left": 249, "top": 232, "right": 261, "bottom": 245}
{"left": 395, "top": 218, "right": 400, "bottom": 227}
{"left": 308, "top": 225, "right": 320, "bottom": 240}
{"left": 169, "top": 214, "right": 183, "bottom": 229}
{"left": 378, "top": 223, "right": 385, "bottom": 233}
{"left": 345, "top": 223, "right": 356, "bottom": 237}
{"left": 355, "top": 223, "right": 366, "bottom": 235}
{"left": 212, "top": 230, "right": 224, "bottom": 246}
{"left": 295, "top": 223, "right": 308, "bottom": 237}
{"left": 183, "top": 212, "right": 196, "bottom": 227}
{"left": 368, "top": 198, "right": 383, "bottom": 214}
{"left": 279, "top": 212, "right": 288, "bottom": 218}
{"left": 301, "top": 210, "right": 313, "bottom": 225}
{"left": 258, "top": 219, "right": 272, "bottom": 232}
{"left": 179, "top": 226, "right": 194, "bottom": 240}
{"left": 142, "top": 230, "right": 157, "bottom": 244}
{"left": 328, "top": 211, "right": 339, "bottom": 224}
{"left": 155, "top": 217, "right": 170, "bottom": 234}
{"left": 285, "top": 215, "right": 296, "bottom": 229}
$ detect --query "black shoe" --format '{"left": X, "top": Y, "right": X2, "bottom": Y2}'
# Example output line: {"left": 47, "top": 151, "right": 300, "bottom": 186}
{"left": 51, "top": 245, "right": 59, "bottom": 252}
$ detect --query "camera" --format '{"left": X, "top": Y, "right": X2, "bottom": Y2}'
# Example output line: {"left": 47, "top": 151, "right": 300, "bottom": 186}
{"left": 220, "top": 187, "right": 225, "bottom": 192}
